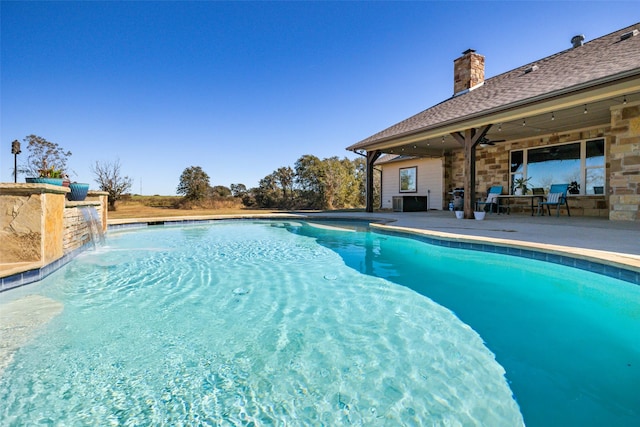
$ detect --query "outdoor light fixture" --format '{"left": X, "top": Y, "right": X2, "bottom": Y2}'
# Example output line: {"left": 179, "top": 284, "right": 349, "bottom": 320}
{"left": 11, "top": 139, "right": 21, "bottom": 183}
{"left": 624, "top": 95, "right": 628, "bottom": 104}
{"left": 498, "top": 123, "right": 502, "bottom": 131}
{"left": 584, "top": 104, "right": 588, "bottom": 114}
{"left": 522, "top": 118, "right": 526, "bottom": 126}
{"left": 551, "top": 112, "right": 555, "bottom": 121}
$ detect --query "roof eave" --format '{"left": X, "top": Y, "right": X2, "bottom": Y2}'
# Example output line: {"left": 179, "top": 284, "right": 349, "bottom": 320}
{"left": 348, "top": 68, "right": 640, "bottom": 152}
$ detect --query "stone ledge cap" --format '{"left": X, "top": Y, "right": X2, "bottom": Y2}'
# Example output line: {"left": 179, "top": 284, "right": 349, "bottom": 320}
{"left": 0, "top": 183, "right": 70, "bottom": 195}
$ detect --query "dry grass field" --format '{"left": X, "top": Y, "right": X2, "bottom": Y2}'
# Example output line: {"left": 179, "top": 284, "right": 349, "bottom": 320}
{"left": 108, "top": 196, "right": 286, "bottom": 220}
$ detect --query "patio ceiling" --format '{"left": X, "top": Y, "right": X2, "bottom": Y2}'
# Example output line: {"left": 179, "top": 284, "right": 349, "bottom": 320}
{"left": 363, "top": 89, "right": 640, "bottom": 158}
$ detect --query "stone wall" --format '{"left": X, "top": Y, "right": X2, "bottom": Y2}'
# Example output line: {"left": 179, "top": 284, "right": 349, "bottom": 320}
{"left": 63, "top": 205, "right": 99, "bottom": 253}
{"left": 447, "top": 127, "right": 611, "bottom": 216}
{"left": 0, "top": 184, "right": 68, "bottom": 263}
{"left": 609, "top": 101, "right": 640, "bottom": 221}
{"left": 0, "top": 184, "right": 108, "bottom": 268}
{"left": 86, "top": 191, "right": 109, "bottom": 232}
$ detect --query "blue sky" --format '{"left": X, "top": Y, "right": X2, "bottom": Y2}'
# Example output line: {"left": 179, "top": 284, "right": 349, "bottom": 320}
{"left": 2, "top": 1, "right": 638, "bottom": 195}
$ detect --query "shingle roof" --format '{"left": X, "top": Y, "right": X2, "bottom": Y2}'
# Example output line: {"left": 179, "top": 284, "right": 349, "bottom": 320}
{"left": 348, "top": 23, "right": 640, "bottom": 151}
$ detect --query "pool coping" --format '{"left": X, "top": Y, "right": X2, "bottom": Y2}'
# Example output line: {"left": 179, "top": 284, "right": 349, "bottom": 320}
{"left": 1, "top": 214, "right": 638, "bottom": 291}
{"left": 371, "top": 223, "right": 640, "bottom": 285}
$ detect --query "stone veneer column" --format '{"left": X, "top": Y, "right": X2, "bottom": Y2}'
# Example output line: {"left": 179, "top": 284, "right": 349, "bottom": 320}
{"left": 609, "top": 101, "right": 640, "bottom": 221}
{"left": 86, "top": 191, "right": 109, "bottom": 232}
{"left": 0, "top": 183, "right": 69, "bottom": 264}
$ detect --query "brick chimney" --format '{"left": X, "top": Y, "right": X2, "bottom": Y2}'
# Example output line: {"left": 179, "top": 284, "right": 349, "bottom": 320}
{"left": 453, "top": 49, "right": 485, "bottom": 95}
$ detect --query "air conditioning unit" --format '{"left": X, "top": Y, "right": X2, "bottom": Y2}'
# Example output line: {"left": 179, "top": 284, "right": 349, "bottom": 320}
{"left": 392, "top": 197, "right": 403, "bottom": 212}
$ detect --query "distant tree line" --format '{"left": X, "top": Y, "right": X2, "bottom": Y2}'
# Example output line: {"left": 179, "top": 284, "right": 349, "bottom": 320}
{"left": 15, "top": 134, "right": 379, "bottom": 212}
{"left": 178, "top": 154, "right": 378, "bottom": 210}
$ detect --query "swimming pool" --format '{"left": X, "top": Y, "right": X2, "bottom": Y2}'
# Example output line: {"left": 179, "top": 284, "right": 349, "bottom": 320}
{"left": 1, "top": 220, "right": 638, "bottom": 426}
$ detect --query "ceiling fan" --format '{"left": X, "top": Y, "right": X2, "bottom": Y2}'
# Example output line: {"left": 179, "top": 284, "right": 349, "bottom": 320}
{"left": 478, "top": 137, "right": 506, "bottom": 147}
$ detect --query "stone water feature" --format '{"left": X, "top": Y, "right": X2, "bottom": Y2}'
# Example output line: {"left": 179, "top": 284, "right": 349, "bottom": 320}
{"left": 0, "top": 183, "right": 108, "bottom": 291}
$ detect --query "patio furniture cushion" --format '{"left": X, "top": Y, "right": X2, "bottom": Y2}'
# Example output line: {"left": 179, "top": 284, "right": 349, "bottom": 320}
{"left": 546, "top": 193, "right": 562, "bottom": 203}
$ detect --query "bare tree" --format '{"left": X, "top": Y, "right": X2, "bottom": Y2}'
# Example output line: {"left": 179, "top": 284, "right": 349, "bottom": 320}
{"left": 20, "top": 134, "right": 72, "bottom": 178}
{"left": 91, "top": 159, "right": 133, "bottom": 211}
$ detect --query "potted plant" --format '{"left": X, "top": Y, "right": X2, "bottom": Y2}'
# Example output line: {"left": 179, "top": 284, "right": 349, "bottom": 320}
{"left": 21, "top": 135, "right": 72, "bottom": 186}
{"left": 568, "top": 181, "right": 580, "bottom": 194}
{"left": 513, "top": 176, "right": 532, "bottom": 196}
{"left": 25, "top": 161, "right": 66, "bottom": 186}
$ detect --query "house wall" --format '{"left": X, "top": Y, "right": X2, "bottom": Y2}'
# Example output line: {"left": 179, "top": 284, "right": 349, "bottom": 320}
{"left": 446, "top": 127, "right": 613, "bottom": 217}
{"left": 377, "top": 102, "right": 639, "bottom": 218}
{"left": 380, "top": 157, "right": 444, "bottom": 210}
{"left": 609, "top": 101, "right": 640, "bottom": 221}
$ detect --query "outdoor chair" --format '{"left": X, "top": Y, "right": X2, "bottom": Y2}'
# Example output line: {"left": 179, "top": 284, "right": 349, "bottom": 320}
{"left": 539, "top": 184, "right": 571, "bottom": 217}
{"left": 476, "top": 186, "right": 504, "bottom": 213}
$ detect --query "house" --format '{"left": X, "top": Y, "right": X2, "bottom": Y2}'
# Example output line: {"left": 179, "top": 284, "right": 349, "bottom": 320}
{"left": 347, "top": 23, "right": 640, "bottom": 221}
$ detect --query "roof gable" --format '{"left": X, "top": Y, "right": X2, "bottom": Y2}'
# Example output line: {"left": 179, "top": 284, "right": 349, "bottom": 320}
{"left": 349, "top": 23, "right": 640, "bottom": 151}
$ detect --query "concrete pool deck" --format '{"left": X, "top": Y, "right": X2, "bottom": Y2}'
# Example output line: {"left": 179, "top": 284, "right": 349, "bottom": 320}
{"left": 303, "top": 211, "right": 640, "bottom": 271}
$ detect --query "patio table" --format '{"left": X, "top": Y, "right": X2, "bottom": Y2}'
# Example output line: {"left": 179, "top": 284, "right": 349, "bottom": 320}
{"left": 495, "top": 195, "right": 546, "bottom": 216}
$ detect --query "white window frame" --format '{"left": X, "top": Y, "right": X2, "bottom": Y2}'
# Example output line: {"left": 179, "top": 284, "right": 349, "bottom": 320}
{"left": 510, "top": 138, "right": 605, "bottom": 195}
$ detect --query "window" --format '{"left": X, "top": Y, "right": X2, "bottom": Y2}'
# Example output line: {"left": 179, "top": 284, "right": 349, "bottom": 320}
{"left": 399, "top": 167, "right": 417, "bottom": 192}
{"left": 510, "top": 138, "right": 605, "bottom": 195}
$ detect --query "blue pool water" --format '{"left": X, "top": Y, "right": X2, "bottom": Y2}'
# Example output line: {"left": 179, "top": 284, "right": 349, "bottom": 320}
{"left": 1, "top": 220, "right": 638, "bottom": 426}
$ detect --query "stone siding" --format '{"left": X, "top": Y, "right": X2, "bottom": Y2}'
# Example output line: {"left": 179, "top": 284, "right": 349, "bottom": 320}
{"left": 0, "top": 194, "right": 42, "bottom": 263}
{"left": 453, "top": 50, "right": 485, "bottom": 94}
{"left": 447, "top": 127, "right": 612, "bottom": 216}
{"left": 86, "top": 191, "right": 109, "bottom": 232}
{"left": 63, "top": 207, "right": 92, "bottom": 253}
{"left": 0, "top": 184, "right": 108, "bottom": 275}
{"left": 609, "top": 101, "right": 640, "bottom": 221}
{"left": 0, "top": 185, "right": 68, "bottom": 263}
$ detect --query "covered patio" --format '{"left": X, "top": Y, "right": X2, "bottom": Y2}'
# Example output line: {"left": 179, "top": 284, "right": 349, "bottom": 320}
{"left": 349, "top": 24, "right": 640, "bottom": 221}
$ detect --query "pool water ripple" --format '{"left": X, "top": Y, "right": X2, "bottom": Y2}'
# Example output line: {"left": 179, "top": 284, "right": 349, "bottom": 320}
{"left": 0, "top": 222, "right": 525, "bottom": 426}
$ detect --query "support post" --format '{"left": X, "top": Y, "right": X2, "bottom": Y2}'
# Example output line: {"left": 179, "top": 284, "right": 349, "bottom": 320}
{"left": 366, "top": 150, "right": 382, "bottom": 212}
{"left": 451, "top": 125, "right": 492, "bottom": 218}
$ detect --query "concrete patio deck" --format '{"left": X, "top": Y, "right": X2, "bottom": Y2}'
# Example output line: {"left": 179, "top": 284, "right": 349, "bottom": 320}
{"left": 301, "top": 211, "right": 640, "bottom": 272}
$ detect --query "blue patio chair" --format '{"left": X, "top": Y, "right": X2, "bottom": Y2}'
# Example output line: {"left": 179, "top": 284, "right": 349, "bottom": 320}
{"left": 539, "top": 184, "right": 571, "bottom": 217}
{"left": 476, "top": 186, "right": 503, "bottom": 213}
